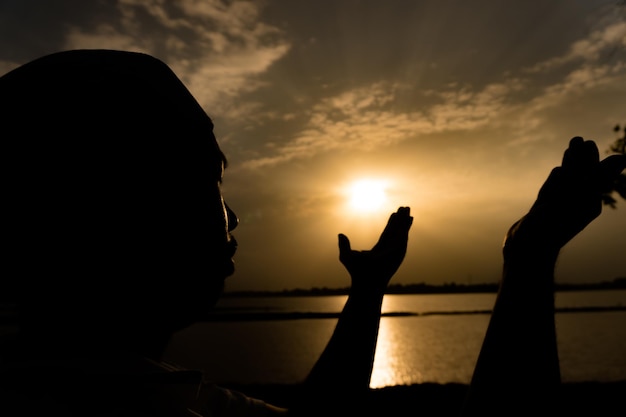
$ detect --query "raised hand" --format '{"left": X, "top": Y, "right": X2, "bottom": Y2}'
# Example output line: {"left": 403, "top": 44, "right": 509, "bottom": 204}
{"left": 504, "top": 137, "right": 626, "bottom": 258}
{"left": 460, "top": 137, "right": 626, "bottom": 416}
{"left": 338, "top": 206, "right": 413, "bottom": 293}
{"left": 300, "top": 206, "right": 413, "bottom": 407}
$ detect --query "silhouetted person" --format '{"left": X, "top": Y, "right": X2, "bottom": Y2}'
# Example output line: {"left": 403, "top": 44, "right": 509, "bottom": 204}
{"left": 0, "top": 49, "right": 413, "bottom": 417}
{"left": 461, "top": 137, "right": 625, "bottom": 416}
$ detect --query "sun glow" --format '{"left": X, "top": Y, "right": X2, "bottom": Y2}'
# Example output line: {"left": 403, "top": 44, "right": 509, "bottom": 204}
{"left": 346, "top": 178, "right": 389, "bottom": 213}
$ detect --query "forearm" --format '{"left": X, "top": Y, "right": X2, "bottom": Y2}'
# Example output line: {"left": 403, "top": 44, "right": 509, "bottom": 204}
{"left": 304, "top": 287, "right": 385, "bottom": 391}
{"left": 476, "top": 255, "right": 560, "bottom": 381}
{"left": 286, "top": 288, "right": 385, "bottom": 417}
{"left": 289, "top": 207, "right": 412, "bottom": 415}
{"left": 462, "top": 139, "right": 623, "bottom": 416}
{"left": 463, "top": 250, "right": 561, "bottom": 415}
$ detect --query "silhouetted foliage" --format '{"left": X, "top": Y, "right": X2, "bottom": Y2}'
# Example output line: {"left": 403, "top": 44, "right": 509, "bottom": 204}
{"left": 220, "top": 277, "right": 626, "bottom": 297}
{"left": 601, "top": 124, "right": 626, "bottom": 208}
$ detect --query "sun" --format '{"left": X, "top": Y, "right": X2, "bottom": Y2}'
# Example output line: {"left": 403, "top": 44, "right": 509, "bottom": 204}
{"left": 346, "top": 179, "right": 389, "bottom": 213}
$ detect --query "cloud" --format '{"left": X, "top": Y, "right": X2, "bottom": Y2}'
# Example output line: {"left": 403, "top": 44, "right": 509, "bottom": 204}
{"left": 509, "top": 18, "right": 626, "bottom": 144}
{"left": 241, "top": 82, "right": 419, "bottom": 168}
{"left": 241, "top": 78, "right": 527, "bottom": 169}
{"left": 425, "top": 80, "right": 526, "bottom": 132}
{"left": 534, "top": 61, "right": 625, "bottom": 108}
{"left": 526, "top": 20, "right": 626, "bottom": 72}
{"left": 181, "top": 42, "right": 290, "bottom": 117}
{"left": 114, "top": 0, "right": 292, "bottom": 118}
{"left": 242, "top": 15, "right": 626, "bottom": 168}
{"left": 64, "top": 24, "right": 143, "bottom": 53}
{"left": 2, "top": 0, "right": 291, "bottom": 118}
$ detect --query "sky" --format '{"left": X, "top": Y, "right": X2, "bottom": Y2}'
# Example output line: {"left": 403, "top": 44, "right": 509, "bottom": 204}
{"left": 1, "top": 0, "right": 624, "bottom": 291}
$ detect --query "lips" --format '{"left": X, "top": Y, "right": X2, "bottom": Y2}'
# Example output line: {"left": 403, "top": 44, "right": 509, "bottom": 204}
{"left": 227, "top": 236, "right": 238, "bottom": 258}
{"left": 220, "top": 236, "right": 238, "bottom": 279}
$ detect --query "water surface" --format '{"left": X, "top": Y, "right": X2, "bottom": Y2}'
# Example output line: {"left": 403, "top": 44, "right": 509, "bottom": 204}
{"left": 164, "top": 290, "right": 626, "bottom": 387}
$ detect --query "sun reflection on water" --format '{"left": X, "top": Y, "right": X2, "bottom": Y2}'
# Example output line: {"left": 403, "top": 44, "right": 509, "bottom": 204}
{"left": 370, "top": 314, "right": 489, "bottom": 388}
{"left": 371, "top": 318, "right": 422, "bottom": 388}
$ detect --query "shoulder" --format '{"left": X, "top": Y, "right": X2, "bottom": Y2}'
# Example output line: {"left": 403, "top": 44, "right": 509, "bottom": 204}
{"left": 195, "top": 382, "right": 288, "bottom": 417}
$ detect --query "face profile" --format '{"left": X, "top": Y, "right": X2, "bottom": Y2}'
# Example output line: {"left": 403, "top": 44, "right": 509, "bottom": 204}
{"left": 208, "top": 156, "right": 240, "bottom": 283}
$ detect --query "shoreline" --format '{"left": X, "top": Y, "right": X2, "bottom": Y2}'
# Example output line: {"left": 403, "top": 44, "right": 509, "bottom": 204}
{"left": 203, "top": 305, "right": 626, "bottom": 321}
{"left": 222, "top": 380, "right": 626, "bottom": 416}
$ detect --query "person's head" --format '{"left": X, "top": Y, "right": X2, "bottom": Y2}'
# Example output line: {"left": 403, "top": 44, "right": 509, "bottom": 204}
{"left": 1, "top": 49, "right": 239, "bottom": 353}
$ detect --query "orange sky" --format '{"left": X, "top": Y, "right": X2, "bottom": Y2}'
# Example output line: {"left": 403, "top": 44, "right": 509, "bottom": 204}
{"left": 1, "top": 0, "right": 624, "bottom": 291}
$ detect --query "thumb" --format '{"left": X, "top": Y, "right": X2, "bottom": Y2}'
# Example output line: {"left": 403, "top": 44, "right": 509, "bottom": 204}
{"left": 600, "top": 154, "right": 626, "bottom": 178}
{"left": 338, "top": 233, "right": 351, "bottom": 256}
{"left": 599, "top": 154, "right": 625, "bottom": 193}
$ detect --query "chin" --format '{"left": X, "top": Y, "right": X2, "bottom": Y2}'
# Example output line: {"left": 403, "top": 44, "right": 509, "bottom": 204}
{"left": 225, "top": 260, "right": 236, "bottom": 276}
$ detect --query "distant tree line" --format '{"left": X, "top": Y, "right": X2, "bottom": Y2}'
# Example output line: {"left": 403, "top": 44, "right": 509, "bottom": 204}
{"left": 223, "top": 277, "right": 626, "bottom": 297}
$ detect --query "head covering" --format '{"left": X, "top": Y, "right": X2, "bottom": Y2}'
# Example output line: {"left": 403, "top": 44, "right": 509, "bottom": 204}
{"left": 0, "top": 49, "right": 221, "bottom": 160}
{"left": 0, "top": 50, "right": 224, "bottom": 312}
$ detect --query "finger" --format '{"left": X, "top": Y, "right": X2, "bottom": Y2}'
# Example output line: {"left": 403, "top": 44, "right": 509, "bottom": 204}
{"left": 378, "top": 207, "right": 411, "bottom": 242}
{"left": 391, "top": 207, "right": 413, "bottom": 231}
{"left": 388, "top": 207, "right": 412, "bottom": 226}
{"left": 569, "top": 136, "right": 584, "bottom": 147}
{"left": 377, "top": 210, "right": 400, "bottom": 240}
{"left": 535, "top": 167, "right": 562, "bottom": 200}
{"left": 562, "top": 137, "right": 599, "bottom": 172}
{"left": 397, "top": 206, "right": 411, "bottom": 219}
{"left": 582, "top": 140, "right": 600, "bottom": 165}
{"left": 398, "top": 206, "right": 414, "bottom": 227}
{"left": 338, "top": 233, "right": 351, "bottom": 255}
{"left": 562, "top": 136, "right": 583, "bottom": 167}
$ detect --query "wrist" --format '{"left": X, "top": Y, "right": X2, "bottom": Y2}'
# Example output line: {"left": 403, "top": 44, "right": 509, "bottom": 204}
{"left": 500, "top": 245, "right": 559, "bottom": 297}
{"left": 502, "top": 242, "right": 560, "bottom": 266}
{"left": 348, "top": 283, "right": 387, "bottom": 304}
{"left": 503, "top": 217, "right": 561, "bottom": 265}
{"left": 349, "top": 286, "right": 387, "bottom": 300}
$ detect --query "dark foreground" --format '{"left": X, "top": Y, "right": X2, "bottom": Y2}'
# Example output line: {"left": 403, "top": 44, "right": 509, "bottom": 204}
{"left": 222, "top": 381, "right": 626, "bottom": 416}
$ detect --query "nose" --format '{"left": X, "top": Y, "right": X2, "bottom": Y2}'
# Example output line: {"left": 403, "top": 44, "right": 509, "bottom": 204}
{"left": 226, "top": 203, "right": 239, "bottom": 231}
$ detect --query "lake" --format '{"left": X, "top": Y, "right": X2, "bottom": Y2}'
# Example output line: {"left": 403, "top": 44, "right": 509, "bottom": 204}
{"left": 163, "top": 290, "right": 626, "bottom": 388}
